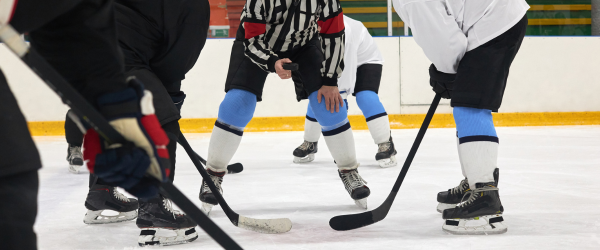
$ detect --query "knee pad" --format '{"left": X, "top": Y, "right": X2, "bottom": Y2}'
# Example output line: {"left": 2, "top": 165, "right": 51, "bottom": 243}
{"left": 356, "top": 91, "right": 386, "bottom": 120}
{"left": 218, "top": 89, "right": 257, "bottom": 129}
{"left": 308, "top": 91, "right": 349, "bottom": 131}
{"left": 453, "top": 107, "right": 497, "bottom": 138}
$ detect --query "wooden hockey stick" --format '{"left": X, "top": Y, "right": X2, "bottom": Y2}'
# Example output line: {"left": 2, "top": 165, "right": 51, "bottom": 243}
{"left": 178, "top": 133, "right": 293, "bottom": 234}
{"left": 0, "top": 24, "right": 242, "bottom": 250}
{"left": 329, "top": 94, "right": 442, "bottom": 231}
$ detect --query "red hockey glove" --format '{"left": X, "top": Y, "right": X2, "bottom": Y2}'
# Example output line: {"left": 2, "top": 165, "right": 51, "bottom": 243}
{"left": 83, "top": 78, "right": 170, "bottom": 198}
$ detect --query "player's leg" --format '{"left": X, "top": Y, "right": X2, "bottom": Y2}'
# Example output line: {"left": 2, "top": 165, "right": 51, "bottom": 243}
{"left": 0, "top": 71, "right": 41, "bottom": 250}
{"left": 202, "top": 25, "right": 268, "bottom": 213}
{"left": 292, "top": 36, "right": 369, "bottom": 209}
{"left": 440, "top": 15, "right": 527, "bottom": 235}
{"left": 64, "top": 110, "right": 85, "bottom": 173}
{"left": 353, "top": 63, "right": 396, "bottom": 167}
{"left": 293, "top": 104, "right": 320, "bottom": 163}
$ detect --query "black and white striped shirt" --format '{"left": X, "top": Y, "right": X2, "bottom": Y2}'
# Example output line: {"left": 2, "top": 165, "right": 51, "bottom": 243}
{"left": 242, "top": 0, "right": 345, "bottom": 86}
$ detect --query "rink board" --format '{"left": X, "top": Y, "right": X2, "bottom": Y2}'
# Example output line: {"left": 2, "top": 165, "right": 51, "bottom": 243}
{"left": 2, "top": 37, "right": 600, "bottom": 134}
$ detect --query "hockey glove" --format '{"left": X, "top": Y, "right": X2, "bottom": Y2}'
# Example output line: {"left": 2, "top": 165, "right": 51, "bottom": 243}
{"left": 83, "top": 78, "right": 170, "bottom": 198}
{"left": 429, "top": 64, "right": 456, "bottom": 99}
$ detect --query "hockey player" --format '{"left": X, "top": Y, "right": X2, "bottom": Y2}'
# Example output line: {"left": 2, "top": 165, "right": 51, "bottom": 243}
{"left": 392, "top": 0, "right": 528, "bottom": 234}
{"left": 0, "top": 1, "right": 172, "bottom": 249}
{"left": 63, "top": 0, "right": 210, "bottom": 246}
{"left": 200, "top": 0, "right": 371, "bottom": 211}
{"left": 292, "top": 15, "right": 397, "bottom": 168}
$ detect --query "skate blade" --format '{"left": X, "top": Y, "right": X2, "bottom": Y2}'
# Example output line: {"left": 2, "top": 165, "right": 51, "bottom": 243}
{"left": 436, "top": 203, "right": 456, "bottom": 213}
{"left": 442, "top": 214, "right": 507, "bottom": 235}
{"left": 200, "top": 202, "right": 214, "bottom": 216}
{"left": 68, "top": 164, "right": 83, "bottom": 174}
{"left": 83, "top": 210, "right": 137, "bottom": 224}
{"left": 293, "top": 154, "right": 315, "bottom": 163}
{"left": 377, "top": 155, "right": 397, "bottom": 168}
{"left": 354, "top": 198, "right": 367, "bottom": 209}
{"left": 138, "top": 227, "right": 198, "bottom": 246}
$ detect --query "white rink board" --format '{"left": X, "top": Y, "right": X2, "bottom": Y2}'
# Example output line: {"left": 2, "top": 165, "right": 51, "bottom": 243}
{"left": 2, "top": 37, "right": 600, "bottom": 122}
{"left": 399, "top": 37, "right": 600, "bottom": 114}
{"left": 32, "top": 126, "right": 600, "bottom": 249}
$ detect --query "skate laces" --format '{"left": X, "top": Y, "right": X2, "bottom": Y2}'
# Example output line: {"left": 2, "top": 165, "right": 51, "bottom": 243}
{"left": 450, "top": 178, "right": 470, "bottom": 195}
{"left": 457, "top": 185, "right": 498, "bottom": 208}
{"left": 340, "top": 170, "right": 368, "bottom": 193}
{"left": 298, "top": 141, "right": 315, "bottom": 151}
{"left": 69, "top": 145, "right": 83, "bottom": 160}
{"left": 377, "top": 142, "right": 391, "bottom": 153}
{"left": 112, "top": 188, "right": 129, "bottom": 202}
{"left": 163, "top": 198, "right": 184, "bottom": 218}
{"left": 203, "top": 174, "right": 223, "bottom": 194}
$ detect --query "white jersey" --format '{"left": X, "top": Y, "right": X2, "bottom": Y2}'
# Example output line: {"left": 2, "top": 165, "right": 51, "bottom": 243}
{"left": 338, "top": 15, "right": 384, "bottom": 95}
{"left": 392, "top": 0, "right": 529, "bottom": 74}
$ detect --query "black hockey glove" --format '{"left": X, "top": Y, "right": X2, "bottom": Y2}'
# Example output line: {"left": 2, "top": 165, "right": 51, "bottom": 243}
{"left": 429, "top": 64, "right": 456, "bottom": 99}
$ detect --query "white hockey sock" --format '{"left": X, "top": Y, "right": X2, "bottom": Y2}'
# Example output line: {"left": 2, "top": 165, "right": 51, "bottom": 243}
{"left": 206, "top": 122, "right": 243, "bottom": 173}
{"left": 303, "top": 117, "right": 321, "bottom": 142}
{"left": 458, "top": 137, "right": 499, "bottom": 189}
{"left": 323, "top": 124, "right": 358, "bottom": 170}
{"left": 456, "top": 134, "right": 466, "bottom": 178}
{"left": 366, "top": 114, "right": 391, "bottom": 144}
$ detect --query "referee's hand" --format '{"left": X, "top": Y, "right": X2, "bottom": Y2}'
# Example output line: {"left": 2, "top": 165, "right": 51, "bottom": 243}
{"left": 275, "top": 58, "right": 293, "bottom": 79}
{"left": 317, "top": 86, "right": 344, "bottom": 113}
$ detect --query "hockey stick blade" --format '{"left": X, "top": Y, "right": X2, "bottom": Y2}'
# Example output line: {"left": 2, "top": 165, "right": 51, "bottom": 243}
{"left": 329, "top": 94, "right": 442, "bottom": 231}
{"left": 178, "top": 133, "right": 293, "bottom": 234}
{"left": 0, "top": 25, "right": 243, "bottom": 249}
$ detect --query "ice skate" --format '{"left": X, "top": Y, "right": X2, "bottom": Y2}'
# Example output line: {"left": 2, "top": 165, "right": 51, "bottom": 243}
{"left": 437, "top": 168, "right": 499, "bottom": 213}
{"left": 293, "top": 140, "right": 318, "bottom": 163}
{"left": 442, "top": 182, "right": 506, "bottom": 235}
{"left": 66, "top": 144, "right": 84, "bottom": 174}
{"left": 137, "top": 197, "right": 198, "bottom": 246}
{"left": 83, "top": 185, "right": 138, "bottom": 224}
{"left": 338, "top": 168, "right": 370, "bottom": 209}
{"left": 375, "top": 137, "right": 397, "bottom": 168}
{"left": 199, "top": 169, "right": 224, "bottom": 215}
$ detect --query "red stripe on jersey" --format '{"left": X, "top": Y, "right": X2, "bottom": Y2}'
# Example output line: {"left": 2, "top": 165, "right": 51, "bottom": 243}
{"left": 245, "top": 22, "right": 266, "bottom": 39}
{"left": 318, "top": 12, "right": 344, "bottom": 34}
{"left": 10, "top": 0, "right": 18, "bottom": 21}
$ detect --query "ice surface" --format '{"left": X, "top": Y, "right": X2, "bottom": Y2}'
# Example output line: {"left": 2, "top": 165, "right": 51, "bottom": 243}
{"left": 32, "top": 126, "right": 600, "bottom": 249}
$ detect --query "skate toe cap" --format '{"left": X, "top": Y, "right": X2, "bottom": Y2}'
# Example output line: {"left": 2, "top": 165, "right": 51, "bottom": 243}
{"left": 437, "top": 191, "right": 449, "bottom": 203}
{"left": 442, "top": 208, "right": 456, "bottom": 219}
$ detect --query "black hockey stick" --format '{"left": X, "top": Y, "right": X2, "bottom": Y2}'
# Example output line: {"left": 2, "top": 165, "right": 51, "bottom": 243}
{"left": 193, "top": 150, "right": 243, "bottom": 174}
{"left": 329, "top": 93, "right": 442, "bottom": 231}
{"left": 178, "top": 133, "right": 293, "bottom": 234}
{"left": 0, "top": 25, "right": 242, "bottom": 250}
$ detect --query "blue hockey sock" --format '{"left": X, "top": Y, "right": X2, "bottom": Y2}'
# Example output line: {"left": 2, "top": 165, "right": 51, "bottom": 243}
{"left": 356, "top": 91, "right": 390, "bottom": 144}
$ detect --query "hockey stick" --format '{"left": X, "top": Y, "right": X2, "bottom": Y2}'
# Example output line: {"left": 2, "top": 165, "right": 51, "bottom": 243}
{"left": 329, "top": 93, "right": 442, "bottom": 231}
{"left": 0, "top": 25, "right": 243, "bottom": 250}
{"left": 195, "top": 151, "right": 244, "bottom": 174}
{"left": 178, "top": 133, "right": 293, "bottom": 234}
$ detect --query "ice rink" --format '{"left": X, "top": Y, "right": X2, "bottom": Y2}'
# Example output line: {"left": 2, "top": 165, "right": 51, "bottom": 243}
{"left": 33, "top": 126, "right": 600, "bottom": 249}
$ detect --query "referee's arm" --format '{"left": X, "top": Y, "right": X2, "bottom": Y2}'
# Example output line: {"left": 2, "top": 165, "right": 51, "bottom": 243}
{"left": 242, "top": 0, "right": 280, "bottom": 72}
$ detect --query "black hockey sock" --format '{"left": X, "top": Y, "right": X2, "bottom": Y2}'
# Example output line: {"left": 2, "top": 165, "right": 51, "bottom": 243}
{"left": 65, "top": 110, "right": 84, "bottom": 146}
{"left": 89, "top": 174, "right": 111, "bottom": 188}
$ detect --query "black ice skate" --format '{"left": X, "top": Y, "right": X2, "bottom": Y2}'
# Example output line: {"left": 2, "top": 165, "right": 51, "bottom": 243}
{"left": 83, "top": 185, "right": 138, "bottom": 224}
{"left": 441, "top": 182, "right": 506, "bottom": 235}
{"left": 67, "top": 144, "right": 84, "bottom": 174}
{"left": 375, "top": 136, "right": 397, "bottom": 168}
{"left": 199, "top": 169, "right": 224, "bottom": 215}
{"left": 137, "top": 197, "right": 198, "bottom": 246}
{"left": 293, "top": 140, "right": 318, "bottom": 163}
{"left": 437, "top": 168, "right": 499, "bottom": 213}
{"left": 338, "top": 168, "right": 370, "bottom": 209}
